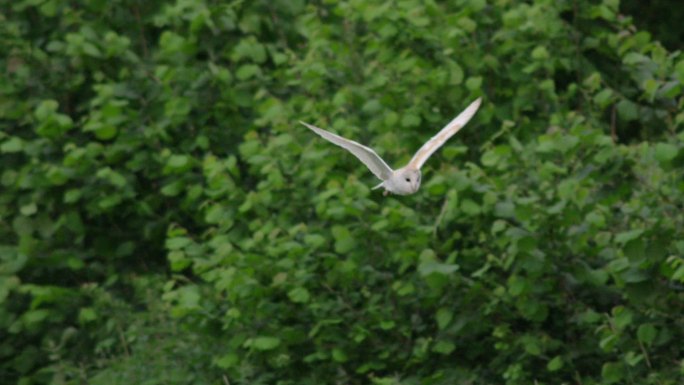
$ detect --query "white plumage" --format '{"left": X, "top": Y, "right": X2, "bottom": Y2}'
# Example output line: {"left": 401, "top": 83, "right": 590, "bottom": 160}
{"left": 301, "top": 98, "right": 482, "bottom": 195}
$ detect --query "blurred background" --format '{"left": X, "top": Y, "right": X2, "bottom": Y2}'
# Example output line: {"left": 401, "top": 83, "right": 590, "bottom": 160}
{"left": 1, "top": 0, "right": 683, "bottom": 384}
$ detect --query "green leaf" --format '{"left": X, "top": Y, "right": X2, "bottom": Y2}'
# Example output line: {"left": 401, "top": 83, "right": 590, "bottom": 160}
{"left": 449, "top": 62, "right": 464, "bottom": 85}
{"left": 460, "top": 199, "right": 481, "bottom": 216}
{"left": 436, "top": 308, "right": 453, "bottom": 330}
{"left": 615, "top": 229, "right": 643, "bottom": 244}
{"left": 601, "top": 362, "right": 623, "bottom": 384}
{"left": 161, "top": 181, "right": 184, "bottom": 196}
{"left": 362, "top": 99, "right": 382, "bottom": 114}
{"left": 94, "top": 125, "right": 118, "bottom": 140}
{"left": 583, "top": 72, "right": 602, "bottom": 91}
{"left": 594, "top": 88, "right": 614, "bottom": 108}
{"left": 107, "top": 171, "right": 127, "bottom": 187}
{"left": 236, "top": 64, "right": 261, "bottom": 80}
{"left": 167, "top": 154, "right": 191, "bottom": 171}
{"left": 82, "top": 42, "right": 102, "bottom": 57}
{"left": 675, "top": 60, "right": 684, "bottom": 83}
{"left": 623, "top": 52, "right": 649, "bottom": 65}
{"left": 232, "top": 36, "right": 267, "bottom": 63}
{"left": 1, "top": 137, "right": 24, "bottom": 153}
{"left": 35, "top": 99, "right": 59, "bottom": 120}
{"left": 481, "top": 149, "right": 500, "bottom": 167}
{"left": 521, "top": 335, "right": 542, "bottom": 356}
{"left": 654, "top": 143, "right": 678, "bottom": 163}
{"left": 331, "top": 225, "right": 355, "bottom": 254}
{"left": 432, "top": 340, "right": 455, "bottom": 355}
{"left": 332, "top": 348, "right": 348, "bottom": 363}
{"left": 20, "top": 203, "right": 37, "bottom": 216}
{"left": 205, "top": 205, "right": 229, "bottom": 225}
{"left": 624, "top": 351, "right": 644, "bottom": 367}
{"left": 78, "top": 307, "right": 97, "bottom": 323}
{"left": 643, "top": 78, "right": 660, "bottom": 100}
{"left": 616, "top": 99, "right": 638, "bottom": 121}
{"left": 401, "top": 113, "right": 421, "bottom": 128}
{"left": 168, "top": 250, "right": 191, "bottom": 271}
{"left": 547, "top": 356, "right": 563, "bottom": 372}
{"left": 287, "top": 287, "right": 310, "bottom": 304}
{"left": 251, "top": 336, "right": 281, "bottom": 351}
{"left": 612, "top": 306, "right": 633, "bottom": 330}
{"left": 531, "top": 46, "right": 549, "bottom": 60}
{"left": 214, "top": 353, "right": 239, "bottom": 369}
{"left": 166, "top": 237, "right": 192, "bottom": 250}
{"left": 418, "top": 260, "right": 459, "bottom": 276}
{"left": 22, "top": 309, "right": 50, "bottom": 325}
{"left": 465, "top": 76, "right": 483, "bottom": 91}
{"left": 637, "top": 324, "right": 657, "bottom": 345}
{"left": 63, "top": 189, "right": 82, "bottom": 203}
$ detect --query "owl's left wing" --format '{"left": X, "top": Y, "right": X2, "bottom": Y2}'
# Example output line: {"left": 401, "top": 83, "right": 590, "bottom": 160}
{"left": 407, "top": 97, "right": 482, "bottom": 170}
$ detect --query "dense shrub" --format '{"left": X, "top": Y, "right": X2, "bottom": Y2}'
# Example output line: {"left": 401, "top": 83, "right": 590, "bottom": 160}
{"left": 1, "top": 0, "right": 683, "bottom": 384}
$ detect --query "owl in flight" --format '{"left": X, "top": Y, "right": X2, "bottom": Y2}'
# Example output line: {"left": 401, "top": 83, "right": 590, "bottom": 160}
{"left": 301, "top": 98, "right": 482, "bottom": 195}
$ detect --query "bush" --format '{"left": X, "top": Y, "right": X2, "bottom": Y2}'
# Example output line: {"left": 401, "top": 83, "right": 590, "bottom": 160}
{"left": 1, "top": 1, "right": 683, "bottom": 384}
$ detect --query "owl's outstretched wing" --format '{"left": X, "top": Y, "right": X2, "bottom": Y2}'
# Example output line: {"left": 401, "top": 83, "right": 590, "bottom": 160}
{"left": 301, "top": 121, "right": 394, "bottom": 181}
{"left": 407, "top": 97, "right": 482, "bottom": 170}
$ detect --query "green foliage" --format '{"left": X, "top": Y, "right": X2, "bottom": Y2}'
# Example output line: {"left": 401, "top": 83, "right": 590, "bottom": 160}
{"left": 1, "top": 1, "right": 684, "bottom": 384}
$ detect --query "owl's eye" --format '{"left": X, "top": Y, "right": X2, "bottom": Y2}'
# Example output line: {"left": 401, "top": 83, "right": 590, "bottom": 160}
{"left": 405, "top": 178, "right": 411, "bottom": 182}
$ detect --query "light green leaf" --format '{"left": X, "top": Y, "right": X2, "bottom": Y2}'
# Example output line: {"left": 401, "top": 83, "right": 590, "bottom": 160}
{"left": 615, "top": 229, "right": 643, "bottom": 244}
{"left": 236, "top": 64, "right": 261, "bottom": 80}
{"left": 465, "top": 76, "right": 483, "bottom": 91}
{"left": 1, "top": 137, "right": 24, "bottom": 153}
{"left": 166, "top": 237, "right": 192, "bottom": 250}
{"left": 432, "top": 340, "right": 455, "bottom": 355}
{"left": 418, "top": 260, "right": 459, "bottom": 276}
{"left": 654, "top": 143, "right": 678, "bottom": 163}
{"left": 594, "top": 88, "right": 614, "bottom": 108}
{"left": 332, "top": 348, "right": 348, "bottom": 362}
{"left": 547, "top": 356, "right": 563, "bottom": 371}
{"left": 616, "top": 99, "right": 638, "bottom": 121}
{"left": 20, "top": 203, "right": 37, "bottom": 216}
{"left": 436, "top": 308, "right": 453, "bottom": 330}
{"left": 251, "top": 336, "right": 281, "bottom": 351}
{"left": 287, "top": 287, "right": 310, "bottom": 303}
{"left": 331, "top": 225, "right": 355, "bottom": 254}
{"left": 531, "top": 46, "right": 549, "bottom": 60}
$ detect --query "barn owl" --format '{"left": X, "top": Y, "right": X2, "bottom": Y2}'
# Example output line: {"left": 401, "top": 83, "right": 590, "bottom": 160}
{"left": 300, "top": 98, "right": 482, "bottom": 195}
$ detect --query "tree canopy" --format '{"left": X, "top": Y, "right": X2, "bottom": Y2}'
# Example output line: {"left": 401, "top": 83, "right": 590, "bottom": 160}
{"left": 1, "top": 1, "right": 683, "bottom": 384}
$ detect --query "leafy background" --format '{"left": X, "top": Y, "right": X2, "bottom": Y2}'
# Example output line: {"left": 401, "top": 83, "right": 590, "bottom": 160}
{"left": 1, "top": 0, "right": 683, "bottom": 384}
